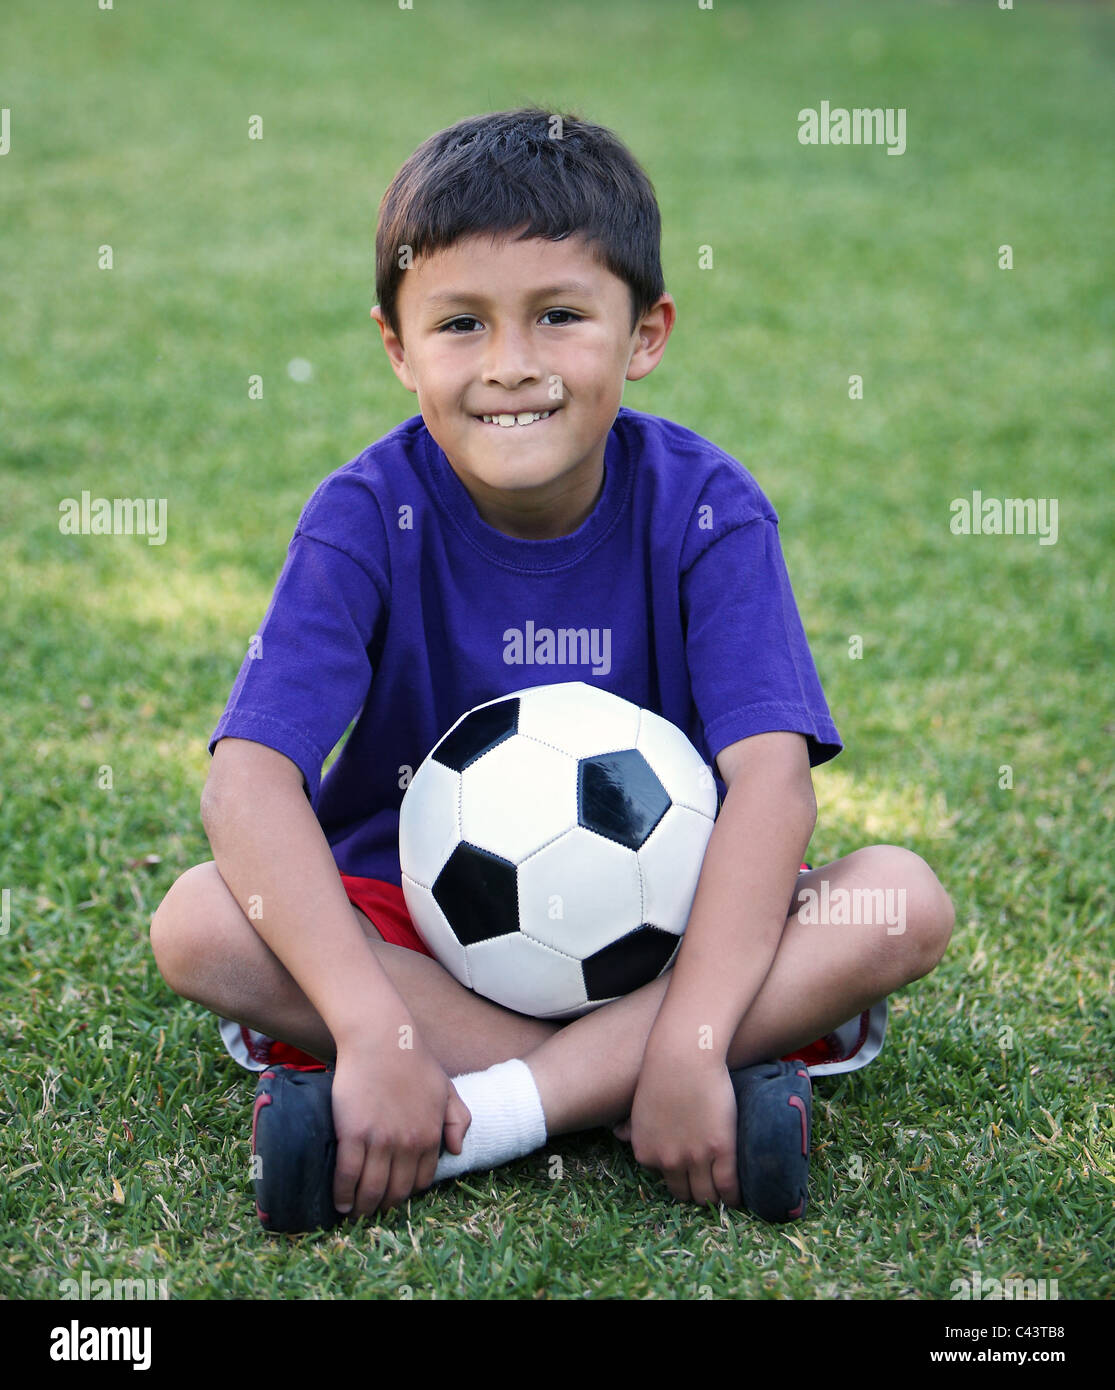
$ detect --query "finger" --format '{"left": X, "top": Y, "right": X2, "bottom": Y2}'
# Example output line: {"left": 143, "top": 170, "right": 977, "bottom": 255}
{"left": 332, "top": 1136, "right": 366, "bottom": 1214}
{"left": 353, "top": 1149, "right": 391, "bottom": 1218}
{"left": 381, "top": 1153, "right": 421, "bottom": 1213}
{"left": 687, "top": 1161, "right": 720, "bottom": 1209}
{"left": 711, "top": 1150, "right": 740, "bottom": 1209}
{"left": 414, "top": 1143, "right": 440, "bottom": 1194}
{"left": 442, "top": 1089, "right": 471, "bottom": 1156}
{"left": 663, "top": 1164, "right": 693, "bottom": 1205}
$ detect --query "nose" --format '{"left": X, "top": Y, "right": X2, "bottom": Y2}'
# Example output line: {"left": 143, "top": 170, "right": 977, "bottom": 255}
{"left": 481, "top": 322, "right": 542, "bottom": 390}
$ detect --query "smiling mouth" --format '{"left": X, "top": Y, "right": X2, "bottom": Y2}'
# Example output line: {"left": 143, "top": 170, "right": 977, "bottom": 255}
{"left": 475, "top": 410, "right": 556, "bottom": 428}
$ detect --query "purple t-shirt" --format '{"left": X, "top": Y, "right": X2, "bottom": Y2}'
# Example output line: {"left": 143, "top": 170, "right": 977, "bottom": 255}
{"left": 209, "top": 407, "right": 841, "bottom": 884}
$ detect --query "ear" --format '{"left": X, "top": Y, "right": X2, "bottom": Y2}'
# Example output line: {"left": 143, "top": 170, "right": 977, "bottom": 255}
{"left": 370, "top": 305, "right": 418, "bottom": 394}
{"left": 625, "top": 293, "right": 676, "bottom": 383}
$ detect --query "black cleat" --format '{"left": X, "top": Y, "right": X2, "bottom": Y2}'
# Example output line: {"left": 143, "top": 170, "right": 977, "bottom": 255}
{"left": 730, "top": 1059, "right": 812, "bottom": 1223}
{"left": 252, "top": 1065, "right": 341, "bottom": 1234}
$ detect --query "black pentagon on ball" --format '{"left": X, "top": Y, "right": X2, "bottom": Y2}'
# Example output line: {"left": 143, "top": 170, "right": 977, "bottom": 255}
{"left": 578, "top": 748, "right": 671, "bottom": 849}
{"left": 432, "top": 697, "right": 519, "bottom": 773}
{"left": 582, "top": 925, "right": 679, "bottom": 1001}
{"left": 432, "top": 843, "right": 519, "bottom": 946}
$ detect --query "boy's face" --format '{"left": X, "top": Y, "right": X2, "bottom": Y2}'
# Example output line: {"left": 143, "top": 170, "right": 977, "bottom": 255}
{"left": 372, "top": 232, "right": 674, "bottom": 540}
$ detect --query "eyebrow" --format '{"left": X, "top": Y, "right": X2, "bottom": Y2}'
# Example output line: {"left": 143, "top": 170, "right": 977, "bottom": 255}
{"left": 423, "top": 281, "right": 596, "bottom": 308}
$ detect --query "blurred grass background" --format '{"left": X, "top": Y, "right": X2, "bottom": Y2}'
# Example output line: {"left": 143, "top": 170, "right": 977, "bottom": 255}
{"left": 0, "top": 0, "right": 1112, "bottom": 1300}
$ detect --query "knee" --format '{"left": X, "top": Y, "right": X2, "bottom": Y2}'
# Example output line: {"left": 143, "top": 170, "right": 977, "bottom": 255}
{"left": 862, "top": 844, "right": 955, "bottom": 981}
{"left": 150, "top": 863, "right": 214, "bottom": 997}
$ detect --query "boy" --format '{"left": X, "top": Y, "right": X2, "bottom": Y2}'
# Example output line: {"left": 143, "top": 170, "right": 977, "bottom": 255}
{"left": 150, "top": 108, "right": 954, "bottom": 1232}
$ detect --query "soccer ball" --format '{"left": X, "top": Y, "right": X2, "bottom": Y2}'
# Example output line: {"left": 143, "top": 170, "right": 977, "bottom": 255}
{"left": 398, "top": 682, "right": 718, "bottom": 1019}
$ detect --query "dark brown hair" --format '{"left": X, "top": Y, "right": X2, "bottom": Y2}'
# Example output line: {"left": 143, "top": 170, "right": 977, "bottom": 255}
{"left": 375, "top": 107, "right": 665, "bottom": 340}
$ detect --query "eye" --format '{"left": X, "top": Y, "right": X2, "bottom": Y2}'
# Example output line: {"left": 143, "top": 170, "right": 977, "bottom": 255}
{"left": 541, "top": 309, "right": 581, "bottom": 326}
{"left": 440, "top": 316, "right": 481, "bottom": 333}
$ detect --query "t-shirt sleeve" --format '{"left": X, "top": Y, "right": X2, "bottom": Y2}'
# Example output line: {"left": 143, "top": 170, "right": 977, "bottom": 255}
{"left": 208, "top": 533, "right": 387, "bottom": 803}
{"left": 681, "top": 513, "right": 842, "bottom": 769}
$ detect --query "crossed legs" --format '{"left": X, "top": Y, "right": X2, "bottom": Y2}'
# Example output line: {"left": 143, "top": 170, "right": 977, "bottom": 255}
{"left": 150, "top": 846, "right": 953, "bottom": 1137}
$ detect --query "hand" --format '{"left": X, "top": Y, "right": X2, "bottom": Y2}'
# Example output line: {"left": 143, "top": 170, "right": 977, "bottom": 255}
{"left": 629, "top": 1050, "right": 741, "bottom": 1208}
{"left": 330, "top": 1030, "right": 471, "bottom": 1217}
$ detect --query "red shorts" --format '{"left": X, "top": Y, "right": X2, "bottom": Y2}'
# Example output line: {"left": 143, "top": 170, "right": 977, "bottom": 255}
{"left": 217, "top": 873, "right": 887, "bottom": 1076}
{"left": 339, "top": 875, "right": 434, "bottom": 958}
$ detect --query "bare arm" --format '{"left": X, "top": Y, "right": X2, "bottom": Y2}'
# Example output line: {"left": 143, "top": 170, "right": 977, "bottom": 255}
{"left": 647, "top": 730, "right": 816, "bottom": 1057}
{"left": 201, "top": 737, "right": 410, "bottom": 1050}
{"left": 629, "top": 730, "right": 816, "bottom": 1205}
{"left": 202, "top": 737, "right": 468, "bottom": 1214}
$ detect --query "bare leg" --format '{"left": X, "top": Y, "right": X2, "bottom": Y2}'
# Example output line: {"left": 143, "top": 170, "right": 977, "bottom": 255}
{"left": 150, "top": 860, "right": 559, "bottom": 1074}
{"left": 526, "top": 845, "right": 954, "bottom": 1135}
{"left": 153, "top": 846, "right": 953, "bottom": 1138}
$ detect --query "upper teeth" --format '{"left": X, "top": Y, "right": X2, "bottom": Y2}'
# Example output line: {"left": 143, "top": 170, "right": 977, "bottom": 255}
{"left": 481, "top": 411, "right": 553, "bottom": 427}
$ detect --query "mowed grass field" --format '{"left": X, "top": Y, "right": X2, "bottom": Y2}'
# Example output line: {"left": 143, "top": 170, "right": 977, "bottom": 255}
{"left": 1, "top": 0, "right": 1112, "bottom": 1301}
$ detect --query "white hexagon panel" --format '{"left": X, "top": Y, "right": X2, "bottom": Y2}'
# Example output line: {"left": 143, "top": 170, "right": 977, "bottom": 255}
{"left": 511, "top": 680, "right": 641, "bottom": 758}
{"left": 637, "top": 804, "right": 716, "bottom": 933}
{"left": 458, "top": 734, "right": 577, "bottom": 863}
{"left": 467, "top": 931, "right": 589, "bottom": 1019}
{"left": 517, "top": 825, "right": 644, "bottom": 958}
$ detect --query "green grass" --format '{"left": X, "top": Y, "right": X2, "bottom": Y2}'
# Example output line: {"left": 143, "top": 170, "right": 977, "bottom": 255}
{"left": 1, "top": 0, "right": 1113, "bottom": 1300}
